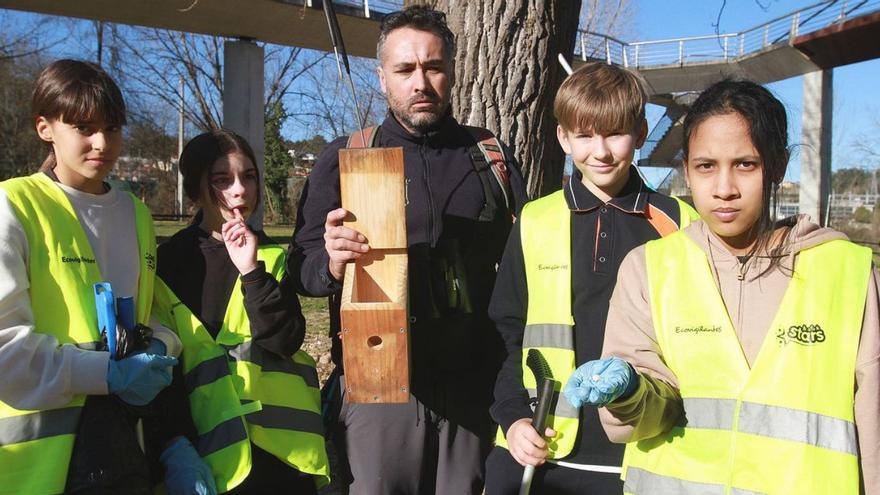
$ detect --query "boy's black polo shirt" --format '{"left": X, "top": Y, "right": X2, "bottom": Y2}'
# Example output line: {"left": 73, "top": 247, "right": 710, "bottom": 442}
{"left": 489, "top": 166, "right": 685, "bottom": 466}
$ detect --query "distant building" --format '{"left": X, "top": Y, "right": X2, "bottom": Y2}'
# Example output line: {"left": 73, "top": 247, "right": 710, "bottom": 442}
{"left": 290, "top": 152, "right": 317, "bottom": 177}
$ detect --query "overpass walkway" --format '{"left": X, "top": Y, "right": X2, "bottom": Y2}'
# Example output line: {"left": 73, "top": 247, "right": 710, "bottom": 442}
{"left": 0, "top": 0, "right": 402, "bottom": 58}
{"left": 571, "top": 0, "right": 880, "bottom": 168}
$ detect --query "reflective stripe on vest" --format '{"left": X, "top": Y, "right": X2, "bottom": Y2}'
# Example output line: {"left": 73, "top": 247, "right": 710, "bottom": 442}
{"left": 0, "top": 173, "right": 155, "bottom": 495}
{"left": 522, "top": 323, "right": 574, "bottom": 350}
{"left": 625, "top": 467, "right": 765, "bottom": 495}
{"left": 623, "top": 234, "right": 870, "bottom": 495}
{"left": 196, "top": 415, "right": 250, "bottom": 458}
{"left": 243, "top": 402, "right": 323, "bottom": 436}
{"left": 679, "top": 398, "right": 857, "bottom": 455}
{"left": 227, "top": 341, "right": 320, "bottom": 389}
{"left": 0, "top": 406, "right": 81, "bottom": 446}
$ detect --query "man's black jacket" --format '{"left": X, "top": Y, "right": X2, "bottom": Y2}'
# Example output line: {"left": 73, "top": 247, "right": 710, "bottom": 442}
{"left": 287, "top": 113, "right": 527, "bottom": 420}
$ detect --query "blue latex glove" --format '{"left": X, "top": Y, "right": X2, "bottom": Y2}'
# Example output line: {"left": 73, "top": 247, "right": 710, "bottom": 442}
{"left": 563, "top": 357, "right": 638, "bottom": 408}
{"left": 133, "top": 337, "right": 167, "bottom": 356}
{"left": 107, "top": 353, "right": 177, "bottom": 405}
{"left": 161, "top": 437, "right": 217, "bottom": 495}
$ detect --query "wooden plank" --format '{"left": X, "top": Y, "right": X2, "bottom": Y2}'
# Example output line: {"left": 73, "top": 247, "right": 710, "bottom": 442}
{"left": 339, "top": 147, "right": 407, "bottom": 249}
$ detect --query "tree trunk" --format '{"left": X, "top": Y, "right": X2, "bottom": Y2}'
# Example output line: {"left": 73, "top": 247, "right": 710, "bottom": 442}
{"left": 409, "top": 0, "right": 583, "bottom": 197}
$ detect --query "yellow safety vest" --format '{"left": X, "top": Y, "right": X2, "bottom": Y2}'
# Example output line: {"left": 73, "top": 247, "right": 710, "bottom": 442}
{"left": 0, "top": 173, "right": 155, "bottom": 495}
{"left": 496, "top": 190, "right": 695, "bottom": 459}
{"left": 154, "top": 244, "right": 329, "bottom": 491}
{"left": 623, "top": 233, "right": 870, "bottom": 495}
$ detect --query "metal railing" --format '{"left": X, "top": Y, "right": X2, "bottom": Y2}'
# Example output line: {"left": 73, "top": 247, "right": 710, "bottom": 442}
{"left": 639, "top": 111, "right": 676, "bottom": 164}
{"left": 293, "top": 0, "right": 403, "bottom": 18}
{"left": 332, "top": 0, "right": 402, "bottom": 17}
{"left": 576, "top": 0, "right": 880, "bottom": 68}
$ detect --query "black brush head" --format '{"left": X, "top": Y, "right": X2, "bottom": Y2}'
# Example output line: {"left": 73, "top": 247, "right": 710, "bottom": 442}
{"left": 526, "top": 349, "right": 554, "bottom": 383}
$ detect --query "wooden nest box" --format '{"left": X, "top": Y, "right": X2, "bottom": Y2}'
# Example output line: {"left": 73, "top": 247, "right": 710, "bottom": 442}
{"left": 339, "top": 147, "right": 410, "bottom": 403}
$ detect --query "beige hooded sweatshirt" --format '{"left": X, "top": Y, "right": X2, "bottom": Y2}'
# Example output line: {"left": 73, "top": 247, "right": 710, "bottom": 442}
{"left": 600, "top": 215, "right": 880, "bottom": 494}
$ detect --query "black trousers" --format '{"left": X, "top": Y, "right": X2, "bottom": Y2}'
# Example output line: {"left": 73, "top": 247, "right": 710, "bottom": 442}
{"left": 484, "top": 446, "right": 624, "bottom": 495}
{"left": 228, "top": 444, "right": 317, "bottom": 495}
{"left": 331, "top": 377, "right": 493, "bottom": 494}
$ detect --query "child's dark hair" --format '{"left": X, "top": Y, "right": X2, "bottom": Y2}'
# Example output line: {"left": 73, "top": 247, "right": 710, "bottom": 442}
{"left": 32, "top": 59, "right": 127, "bottom": 171}
{"left": 683, "top": 79, "right": 791, "bottom": 272}
{"left": 179, "top": 129, "right": 261, "bottom": 208}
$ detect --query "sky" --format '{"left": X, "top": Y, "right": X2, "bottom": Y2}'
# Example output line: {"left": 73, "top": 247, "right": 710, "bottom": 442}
{"left": 632, "top": 0, "right": 880, "bottom": 185}
{"left": 2, "top": 1, "right": 877, "bottom": 186}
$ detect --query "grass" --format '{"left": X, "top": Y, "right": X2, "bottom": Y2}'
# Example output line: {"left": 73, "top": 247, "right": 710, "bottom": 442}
{"left": 300, "top": 295, "right": 330, "bottom": 336}
{"left": 299, "top": 295, "right": 333, "bottom": 385}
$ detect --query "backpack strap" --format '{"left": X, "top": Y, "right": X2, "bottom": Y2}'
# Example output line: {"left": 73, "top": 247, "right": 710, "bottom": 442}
{"left": 463, "top": 126, "right": 514, "bottom": 221}
{"left": 644, "top": 196, "right": 696, "bottom": 237}
{"left": 347, "top": 126, "right": 381, "bottom": 149}
{"left": 644, "top": 202, "right": 679, "bottom": 237}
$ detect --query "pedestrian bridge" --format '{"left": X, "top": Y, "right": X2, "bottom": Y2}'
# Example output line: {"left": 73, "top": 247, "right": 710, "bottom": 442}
{"left": 0, "top": 0, "right": 400, "bottom": 58}
{"left": 570, "top": 0, "right": 880, "bottom": 169}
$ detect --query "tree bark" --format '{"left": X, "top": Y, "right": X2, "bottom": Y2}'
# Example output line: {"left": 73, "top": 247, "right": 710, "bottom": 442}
{"left": 409, "top": 0, "right": 583, "bottom": 197}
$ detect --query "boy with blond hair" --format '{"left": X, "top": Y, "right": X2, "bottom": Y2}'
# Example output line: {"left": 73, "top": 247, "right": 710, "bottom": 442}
{"left": 485, "top": 62, "right": 697, "bottom": 493}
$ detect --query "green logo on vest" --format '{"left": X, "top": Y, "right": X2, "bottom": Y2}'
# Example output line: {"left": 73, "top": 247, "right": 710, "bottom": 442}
{"left": 674, "top": 325, "right": 721, "bottom": 334}
{"left": 145, "top": 253, "right": 155, "bottom": 271}
{"left": 538, "top": 263, "right": 568, "bottom": 271}
{"left": 61, "top": 256, "right": 96, "bottom": 264}
{"left": 776, "top": 324, "right": 826, "bottom": 346}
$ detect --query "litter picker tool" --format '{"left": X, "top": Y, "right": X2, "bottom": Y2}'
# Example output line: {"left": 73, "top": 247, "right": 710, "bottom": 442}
{"left": 519, "top": 349, "right": 558, "bottom": 495}
{"left": 322, "top": 0, "right": 366, "bottom": 145}
{"left": 558, "top": 53, "right": 574, "bottom": 75}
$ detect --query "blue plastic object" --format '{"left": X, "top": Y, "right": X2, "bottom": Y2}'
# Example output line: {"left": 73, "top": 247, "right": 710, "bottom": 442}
{"left": 116, "top": 296, "right": 135, "bottom": 331}
{"left": 94, "top": 283, "right": 117, "bottom": 360}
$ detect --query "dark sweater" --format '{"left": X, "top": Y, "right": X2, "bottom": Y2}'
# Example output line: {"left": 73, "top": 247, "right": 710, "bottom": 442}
{"left": 489, "top": 168, "right": 686, "bottom": 466}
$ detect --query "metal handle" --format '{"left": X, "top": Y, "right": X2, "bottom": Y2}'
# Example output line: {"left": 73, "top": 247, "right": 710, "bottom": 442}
{"left": 518, "top": 377, "right": 557, "bottom": 495}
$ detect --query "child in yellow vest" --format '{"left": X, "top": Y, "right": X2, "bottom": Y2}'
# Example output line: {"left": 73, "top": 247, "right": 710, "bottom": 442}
{"left": 154, "top": 130, "right": 329, "bottom": 493}
{"left": 568, "top": 80, "right": 880, "bottom": 494}
{"left": 0, "top": 59, "right": 214, "bottom": 494}
{"left": 486, "top": 62, "right": 696, "bottom": 494}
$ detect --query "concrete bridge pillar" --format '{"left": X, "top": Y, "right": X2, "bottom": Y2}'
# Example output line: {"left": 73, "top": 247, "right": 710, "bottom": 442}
{"left": 799, "top": 69, "right": 833, "bottom": 225}
{"left": 223, "top": 39, "right": 265, "bottom": 228}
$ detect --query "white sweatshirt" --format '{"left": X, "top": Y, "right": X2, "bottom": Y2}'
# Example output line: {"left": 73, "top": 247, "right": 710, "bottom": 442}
{"left": 0, "top": 179, "right": 181, "bottom": 411}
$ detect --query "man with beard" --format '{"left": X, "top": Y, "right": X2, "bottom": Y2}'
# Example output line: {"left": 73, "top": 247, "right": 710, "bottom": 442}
{"left": 287, "top": 5, "right": 526, "bottom": 494}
